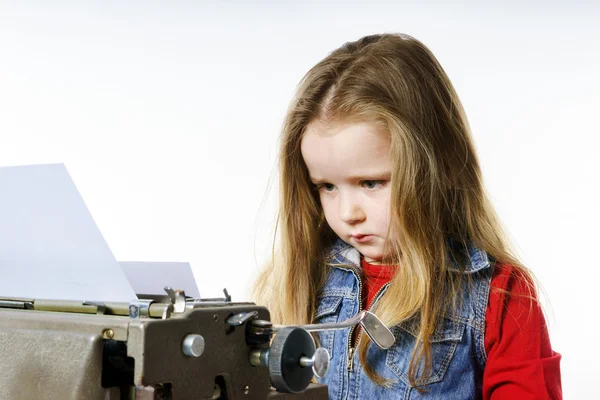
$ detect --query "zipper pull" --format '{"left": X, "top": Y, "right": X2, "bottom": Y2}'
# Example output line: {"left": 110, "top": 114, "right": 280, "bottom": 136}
{"left": 347, "top": 347, "right": 356, "bottom": 371}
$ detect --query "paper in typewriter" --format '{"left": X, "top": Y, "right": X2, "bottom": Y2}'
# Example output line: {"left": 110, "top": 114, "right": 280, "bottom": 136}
{"left": 120, "top": 262, "right": 201, "bottom": 298}
{"left": 0, "top": 163, "right": 137, "bottom": 302}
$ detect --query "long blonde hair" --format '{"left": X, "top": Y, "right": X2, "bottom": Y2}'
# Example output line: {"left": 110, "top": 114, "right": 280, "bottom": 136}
{"left": 253, "top": 33, "right": 534, "bottom": 387}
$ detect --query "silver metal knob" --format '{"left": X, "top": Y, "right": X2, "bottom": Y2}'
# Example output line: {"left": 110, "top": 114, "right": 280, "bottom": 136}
{"left": 299, "top": 347, "right": 330, "bottom": 378}
{"left": 182, "top": 334, "right": 205, "bottom": 357}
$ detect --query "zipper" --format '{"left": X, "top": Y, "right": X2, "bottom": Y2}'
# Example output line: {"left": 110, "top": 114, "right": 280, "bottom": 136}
{"left": 342, "top": 260, "right": 392, "bottom": 369}
{"left": 343, "top": 265, "right": 362, "bottom": 372}
{"left": 353, "top": 282, "right": 390, "bottom": 348}
{"left": 347, "top": 279, "right": 391, "bottom": 372}
{"left": 347, "top": 347, "right": 356, "bottom": 371}
{"left": 332, "top": 257, "right": 394, "bottom": 400}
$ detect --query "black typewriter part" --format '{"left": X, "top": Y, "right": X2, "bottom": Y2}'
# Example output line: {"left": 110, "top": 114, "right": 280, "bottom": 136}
{"left": 213, "top": 375, "right": 229, "bottom": 400}
{"left": 101, "top": 340, "right": 174, "bottom": 399}
{"left": 245, "top": 318, "right": 272, "bottom": 345}
{"left": 101, "top": 339, "right": 134, "bottom": 389}
{"left": 268, "top": 327, "right": 318, "bottom": 393}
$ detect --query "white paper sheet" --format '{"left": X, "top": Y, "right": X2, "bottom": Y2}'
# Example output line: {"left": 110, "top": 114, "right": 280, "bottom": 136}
{"left": 0, "top": 163, "right": 137, "bottom": 301}
{"left": 120, "top": 262, "right": 200, "bottom": 298}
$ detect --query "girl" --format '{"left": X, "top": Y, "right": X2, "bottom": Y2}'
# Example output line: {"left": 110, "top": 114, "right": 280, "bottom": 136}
{"left": 253, "top": 33, "right": 561, "bottom": 399}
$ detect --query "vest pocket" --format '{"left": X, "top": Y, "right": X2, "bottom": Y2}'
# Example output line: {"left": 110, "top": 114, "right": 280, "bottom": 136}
{"left": 313, "top": 296, "right": 344, "bottom": 359}
{"left": 385, "top": 316, "right": 466, "bottom": 386}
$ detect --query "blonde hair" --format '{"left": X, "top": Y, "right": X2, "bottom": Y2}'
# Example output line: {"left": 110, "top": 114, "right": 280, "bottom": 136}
{"left": 253, "top": 33, "right": 534, "bottom": 387}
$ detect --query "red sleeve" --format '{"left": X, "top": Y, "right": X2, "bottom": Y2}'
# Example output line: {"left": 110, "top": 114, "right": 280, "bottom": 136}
{"left": 483, "top": 264, "right": 562, "bottom": 399}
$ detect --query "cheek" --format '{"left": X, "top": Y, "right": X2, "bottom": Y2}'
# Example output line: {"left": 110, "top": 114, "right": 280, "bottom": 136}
{"left": 370, "top": 189, "right": 391, "bottom": 214}
{"left": 319, "top": 196, "right": 339, "bottom": 228}
{"left": 372, "top": 191, "right": 392, "bottom": 231}
{"left": 319, "top": 195, "right": 335, "bottom": 219}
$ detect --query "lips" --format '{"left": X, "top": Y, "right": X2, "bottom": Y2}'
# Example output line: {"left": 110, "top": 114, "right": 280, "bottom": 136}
{"left": 351, "top": 234, "right": 374, "bottom": 243}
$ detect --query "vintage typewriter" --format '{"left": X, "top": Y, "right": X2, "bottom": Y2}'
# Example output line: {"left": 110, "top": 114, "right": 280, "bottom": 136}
{"left": 0, "top": 287, "right": 394, "bottom": 400}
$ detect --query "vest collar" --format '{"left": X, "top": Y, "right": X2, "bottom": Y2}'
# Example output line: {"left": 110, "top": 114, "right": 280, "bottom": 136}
{"left": 327, "top": 238, "right": 491, "bottom": 274}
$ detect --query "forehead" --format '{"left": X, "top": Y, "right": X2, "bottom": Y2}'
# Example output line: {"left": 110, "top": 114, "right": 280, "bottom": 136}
{"left": 300, "top": 120, "right": 392, "bottom": 179}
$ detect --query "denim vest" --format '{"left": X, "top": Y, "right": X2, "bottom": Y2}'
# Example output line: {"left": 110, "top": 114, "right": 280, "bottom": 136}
{"left": 314, "top": 240, "right": 493, "bottom": 399}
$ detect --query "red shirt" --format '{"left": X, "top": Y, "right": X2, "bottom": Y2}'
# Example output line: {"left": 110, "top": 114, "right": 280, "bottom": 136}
{"left": 360, "top": 258, "right": 562, "bottom": 399}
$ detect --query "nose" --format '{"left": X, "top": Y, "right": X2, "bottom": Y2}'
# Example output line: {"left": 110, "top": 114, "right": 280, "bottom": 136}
{"left": 339, "top": 191, "right": 366, "bottom": 225}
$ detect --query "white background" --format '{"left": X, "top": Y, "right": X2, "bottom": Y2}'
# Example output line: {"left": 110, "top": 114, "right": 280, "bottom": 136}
{"left": 0, "top": 1, "right": 598, "bottom": 398}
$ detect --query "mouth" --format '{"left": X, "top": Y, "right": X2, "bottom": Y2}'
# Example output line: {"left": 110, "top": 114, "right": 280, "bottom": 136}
{"left": 351, "top": 234, "right": 374, "bottom": 243}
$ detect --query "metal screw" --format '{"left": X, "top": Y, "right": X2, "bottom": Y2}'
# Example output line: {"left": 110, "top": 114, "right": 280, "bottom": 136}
{"left": 243, "top": 385, "right": 249, "bottom": 395}
{"left": 182, "top": 334, "right": 205, "bottom": 357}
{"left": 103, "top": 329, "right": 115, "bottom": 339}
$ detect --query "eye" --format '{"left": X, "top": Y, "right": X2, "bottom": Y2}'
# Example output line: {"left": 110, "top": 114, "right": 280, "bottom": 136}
{"left": 321, "top": 183, "right": 335, "bottom": 192}
{"left": 313, "top": 182, "right": 335, "bottom": 192}
{"left": 362, "top": 180, "right": 386, "bottom": 189}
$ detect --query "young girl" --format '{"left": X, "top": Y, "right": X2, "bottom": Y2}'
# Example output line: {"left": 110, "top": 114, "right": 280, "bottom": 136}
{"left": 253, "top": 33, "right": 562, "bottom": 399}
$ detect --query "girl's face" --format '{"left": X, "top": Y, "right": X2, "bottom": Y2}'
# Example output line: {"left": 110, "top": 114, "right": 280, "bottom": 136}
{"left": 301, "top": 120, "right": 393, "bottom": 264}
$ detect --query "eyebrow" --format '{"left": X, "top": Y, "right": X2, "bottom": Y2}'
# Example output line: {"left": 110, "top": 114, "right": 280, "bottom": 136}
{"left": 309, "top": 173, "right": 392, "bottom": 184}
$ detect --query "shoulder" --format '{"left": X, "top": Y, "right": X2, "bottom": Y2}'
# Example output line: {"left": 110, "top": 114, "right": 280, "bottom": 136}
{"left": 485, "top": 262, "right": 545, "bottom": 348}
{"left": 483, "top": 263, "right": 562, "bottom": 398}
{"left": 489, "top": 263, "right": 537, "bottom": 301}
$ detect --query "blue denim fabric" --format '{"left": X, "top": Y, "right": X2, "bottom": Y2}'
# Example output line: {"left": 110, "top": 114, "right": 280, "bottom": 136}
{"left": 314, "top": 239, "right": 493, "bottom": 399}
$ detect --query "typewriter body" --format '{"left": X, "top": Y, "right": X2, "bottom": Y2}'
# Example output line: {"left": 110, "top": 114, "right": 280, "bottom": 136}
{"left": 0, "top": 288, "right": 332, "bottom": 400}
{"left": 0, "top": 286, "right": 394, "bottom": 400}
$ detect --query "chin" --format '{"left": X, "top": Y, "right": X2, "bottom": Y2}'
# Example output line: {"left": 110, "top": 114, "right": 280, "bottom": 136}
{"left": 361, "top": 252, "right": 384, "bottom": 263}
